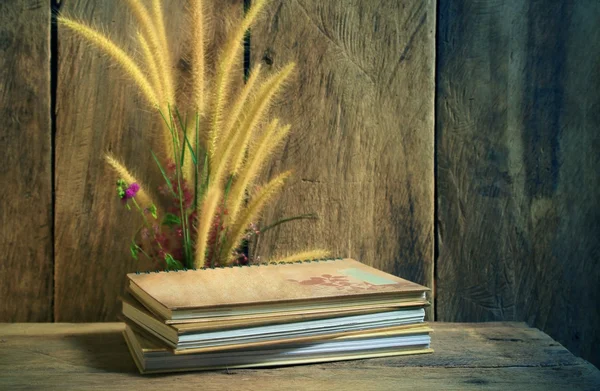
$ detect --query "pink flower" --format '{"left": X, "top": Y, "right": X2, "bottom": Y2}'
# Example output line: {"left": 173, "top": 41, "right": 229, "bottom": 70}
{"left": 124, "top": 183, "right": 140, "bottom": 199}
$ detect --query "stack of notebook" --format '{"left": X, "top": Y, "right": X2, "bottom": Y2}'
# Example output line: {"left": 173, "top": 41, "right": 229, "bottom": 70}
{"left": 122, "top": 258, "right": 432, "bottom": 374}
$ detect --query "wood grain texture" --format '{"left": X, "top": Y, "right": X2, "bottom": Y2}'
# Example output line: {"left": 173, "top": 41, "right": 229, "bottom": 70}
{"left": 437, "top": 0, "right": 600, "bottom": 368}
{"left": 250, "top": 0, "right": 435, "bottom": 315}
{"left": 1, "top": 322, "right": 599, "bottom": 390}
{"left": 54, "top": 0, "right": 243, "bottom": 321}
{"left": 0, "top": 0, "right": 52, "bottom": 321}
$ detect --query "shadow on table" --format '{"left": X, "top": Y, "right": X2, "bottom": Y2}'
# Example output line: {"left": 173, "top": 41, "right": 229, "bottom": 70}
{"left": 70, "top": 330, "right": 138, "bottom": 373}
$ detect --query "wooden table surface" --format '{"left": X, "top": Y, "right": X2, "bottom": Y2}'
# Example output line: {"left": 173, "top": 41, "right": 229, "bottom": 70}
{"left": 1, "top": 322, "right": 598, "bottom": 390}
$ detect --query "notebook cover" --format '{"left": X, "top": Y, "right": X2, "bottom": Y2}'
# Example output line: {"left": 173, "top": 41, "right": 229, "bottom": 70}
{"left": 127, "top": 258, "right": 429, "bottom": 312}
{"left": 124, "top": 324, "right": 433, "bottom": 374}
{"left": 122, "top": 295, "right": 417, "bottom": 334}
{"left": 124, "top": 315, "right": 428, "bottom": 354}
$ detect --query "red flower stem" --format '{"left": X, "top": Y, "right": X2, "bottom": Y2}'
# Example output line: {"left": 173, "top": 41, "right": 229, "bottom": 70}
{"left": 166, "top": 106, "right": 192, "bottom": 268}
{"left": 131, "top": 227, "right": 152, "bottom": 261}
{"left": 131, "top": 197, "right": 169, "bottom": 264}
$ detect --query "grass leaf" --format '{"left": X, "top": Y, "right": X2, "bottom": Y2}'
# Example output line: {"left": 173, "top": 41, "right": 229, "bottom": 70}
{"left": 183, "top": 131, "right": 197, "bottom": 165}
{"left": 150, "top": 149, "right": 176, "bottom": 197}
{"left": 162, "top": 213, "right": 181, "bottom": 227}
{"left": 165, "top": 253, "right": 184, "bottom": 270}
{"left": 175, "top": 107, "right": 193, "bottom": 166}
{"left": 130, "top": 242, "right": 139, "bottom": 260}
{"left": 260, "top": 213, "right": 319, "bottom": 234}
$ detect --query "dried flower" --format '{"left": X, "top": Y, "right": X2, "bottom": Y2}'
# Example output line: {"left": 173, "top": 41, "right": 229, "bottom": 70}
{"left": 124, "top": 183, "right": 140, "bottom": 199}
{"left": 166, "top": 160, "right": 177, "bottom": 173}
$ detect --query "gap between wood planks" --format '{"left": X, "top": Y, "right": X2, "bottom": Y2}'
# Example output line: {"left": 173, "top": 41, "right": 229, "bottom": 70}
{"left": 433, "top": 0, "right": 440, "bottom": 322}
{"left": 50, "top": 0, "right": 62, "bottom": 323}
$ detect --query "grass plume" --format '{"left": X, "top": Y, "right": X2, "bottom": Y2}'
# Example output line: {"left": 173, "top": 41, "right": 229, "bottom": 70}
{"left": 58, "top": 17, "right": 158, "bottom": 106}
{"left": 214, "top": 63, "right": 263, "bottom": 161}
{"left": 221, "top": 170, "right": 292, "bottom": 264}
{"left": 227, "top": 120, "right": 290, "bottom": 226}
{"left": 137, "top": 31, "right": 163, "bottom": 112}
{"left": 191, "top": 0, "right": 206, "bottom": 115}
{"left": 184, "top": 0, "right": 207, "bottom": 185}
{"left": 126, "top": 0, "right": 173, "bottom": 106}
{"left": 208, "top": 0, "right": 269, "bottom": 159}
{"left": 151, "top": 0, "right": 175, "bottom": 105}
{"left": 104, "top": 154, "right": 155, "bottom": 210}
{"left": 268, "top": 250, "right": 331, "bottom": 264}
{"left": 194, "top": 186, "right": 222, "bottom": 268}
{"left": 228, "top": 63, "right": 295, "bottom": 175}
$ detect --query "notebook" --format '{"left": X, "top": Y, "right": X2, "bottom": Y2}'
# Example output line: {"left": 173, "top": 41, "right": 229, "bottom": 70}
{"left": 123, "top": 299, "right": 426, "bottom": 353}
{"left": 127, "top": 258, "right": 430, "bottom": 321}
{"left": 123, "top": 323, "right": 433, "bottom": 374}
{"left": 122, "top": 294, "right": 417, "bottom": 339}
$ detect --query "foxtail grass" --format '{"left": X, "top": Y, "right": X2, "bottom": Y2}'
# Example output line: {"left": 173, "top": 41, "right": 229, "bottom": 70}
{"left": 228, "top": 63, "right": 295, "bottom": 176}
{"left": 104, "top": 154, "right": 156, "bottom": 210}
{"left": 126, "top": 0, "right": 173, "bottom": 105}
{"left": 191, "top": 0, "right": 207, "bottom": 115}
{"left": 214, "top": 63, "right": 263, "bottom": 160}
{"left": 184, "top": 0, "right": 207, "bottom": 183}
{"left": 208, "top": 0, "right": 269, "bottom": 160}
{"left": 268, "top": 250, "right": 332, "bottom": 264}
{"left": 150, "top": 0, "right": 175, "bottom": 105}
{"left": 59, "top": 17, "right": 158, "bottom": 107}
{"left": 137, "top": 31, "right": 162, "bottom": 102}
{"left": 227, "top": 120, "right": 290, "bottom": 227}
{"left": 194, "top": 186, "right": 222, "bottom": 268}
{"left": 220, "top": 170, "right": 292, "bottom": 264}
{"left": 61, "top": 0, "right": 329, "bottom": 270}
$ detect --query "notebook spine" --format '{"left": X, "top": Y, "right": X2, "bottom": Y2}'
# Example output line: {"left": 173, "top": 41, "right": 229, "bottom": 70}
{"left": 134, "top": 258, "right": 344, "bottom": 274}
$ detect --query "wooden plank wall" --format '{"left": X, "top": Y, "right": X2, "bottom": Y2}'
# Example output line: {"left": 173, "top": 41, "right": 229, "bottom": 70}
{"left": 0, "top": 0, "right": 53, "bottom": 321}
{"left": 250, "top": 0, "right": 436, "bottom": 316}
{"left": 437, "top": 0, "right": 600, "bottom": 368}
{"left": 54, "top": 0, "right": 242, "bottom": 321}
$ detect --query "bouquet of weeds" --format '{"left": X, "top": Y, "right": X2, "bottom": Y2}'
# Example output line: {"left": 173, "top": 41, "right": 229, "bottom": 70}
{"left": 59, "top": 0, "right": 328, "bottom": 270}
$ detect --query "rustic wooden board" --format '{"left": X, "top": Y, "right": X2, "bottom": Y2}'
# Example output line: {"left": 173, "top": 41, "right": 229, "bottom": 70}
{"left": 54, "top": 0, "right": 243, "bottom": 321}
{"left": 1, "top": 323, "right": 598, "bottom": 390}
{"left": 0, "top": 0, "right": 52, "bottom": 321}
{"left": 436, "top": 0, "right": 600, "bottom": 368}
{"left": 249, "top": 0, "right": 435, "bottom": 314}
